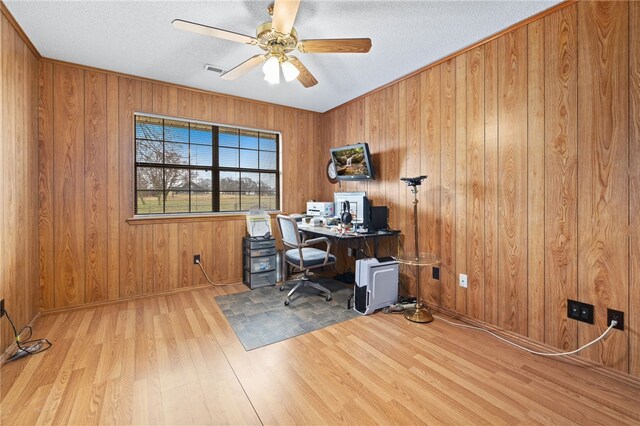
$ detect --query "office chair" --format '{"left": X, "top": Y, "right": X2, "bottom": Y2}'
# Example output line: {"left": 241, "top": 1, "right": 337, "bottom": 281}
{"left": 277, "top": 214, "right": 336, "bottom": 306}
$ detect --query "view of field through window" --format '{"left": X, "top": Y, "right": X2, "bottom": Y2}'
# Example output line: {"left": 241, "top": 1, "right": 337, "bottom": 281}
{"left": 135, "top": 115, "right": 279, "bottom": 214}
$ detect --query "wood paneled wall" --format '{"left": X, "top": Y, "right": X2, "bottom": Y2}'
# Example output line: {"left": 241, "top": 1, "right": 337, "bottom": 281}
{"left": 0, "top": 12, "right": 39, "bottom": 353}
{"left": 320, "top": 1, "right": 639, "bottom": 376}
{"left": 38, "top": 60, "right": 323, "bottom": 310}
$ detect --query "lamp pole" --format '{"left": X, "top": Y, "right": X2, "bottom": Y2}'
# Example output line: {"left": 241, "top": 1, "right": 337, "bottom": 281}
{"left": 400, "top": 176, "right": 434, "bottom": 323}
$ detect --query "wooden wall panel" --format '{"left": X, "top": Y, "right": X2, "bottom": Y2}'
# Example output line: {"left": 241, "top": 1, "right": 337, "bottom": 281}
{"left": 85, "top": 71, "right": 108, "bottom": 302}
{"left": 527, "top": 19, "right": 545, "bottom": 341}
{"left": 483, "top": 39, "right": 499, "bottom": 325}
{"left": 544, "top": 6, "right": 577, "bottom": 351}
{"left": 497, "top": 27, "right": 528, "bottom": 335}
{"left": 2, "top": 15, "right": 17, "bottom": 348}
{"left": 1, "top": 13, "right": 40, "bottom": 353}
{"left": 629, "top": 0, "right": 640, "bottom": 378}
{"left": 420, "top": 67, "right": 441, "bottom": 305}
{"left": 576, "top": 1, "right": 628, "bottom": 371}
{"left": 53, "top": 65, "right": 86, "bottom": 307}
{"left": 106, "top": 74, "right": 120, "bottom": 301}
{"left": 318, "top": 0, "right": 637, "bottom": 376}
{"left": 628, "top": 2, "right": 640, "bottom": 376}
{"left": 454, "top": 55, "right": 467, "bottom": 314}
{"left": 466, "top": 47, "right": 485, "bottom": 320}
{"left": 38, "top": 60, "right": 54, "bottom": 309}
{"left": 439, "top": 59, "right": 456, "bottom": 310}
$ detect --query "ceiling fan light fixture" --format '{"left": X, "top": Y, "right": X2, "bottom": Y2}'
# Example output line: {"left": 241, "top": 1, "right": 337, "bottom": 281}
{"left": 263, "top": 56, "right": 280, "bottom": 84}
{"left": 281, "top": 59, "right": 299, "bottom": 82}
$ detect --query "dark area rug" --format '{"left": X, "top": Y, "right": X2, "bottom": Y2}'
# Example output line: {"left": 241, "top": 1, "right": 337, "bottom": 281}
{"left": 215, "top": 278, "right": 359, "bottom": 350}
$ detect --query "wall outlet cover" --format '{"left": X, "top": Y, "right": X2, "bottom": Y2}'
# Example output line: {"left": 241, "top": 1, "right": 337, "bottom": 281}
{"left": 459, "top": 273, "right": 468, "bottom": 288}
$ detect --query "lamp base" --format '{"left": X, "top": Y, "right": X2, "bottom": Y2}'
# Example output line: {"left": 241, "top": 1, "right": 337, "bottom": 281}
{"left": 403, "top": 306, "right": 434, "bottom": 323}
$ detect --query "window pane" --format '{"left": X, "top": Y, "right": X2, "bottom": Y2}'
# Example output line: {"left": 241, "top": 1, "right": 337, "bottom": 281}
{"left": 165, "top": 142, "right": 189, "bottom": 165}
{"left": 165, "top": 190, "right": 190, "bottom": 213}
{"left": 240, "top": 130, "right": 259, "bottom": 149}
{"left": 220, "top": 192, "right": 240, "bottom": 211}
{"left": 164, "top": 120, "right": 189, "bottom": 142}
{"left": 192, "top": 191, "right": 212, "bottom": 212}
{"left": 219, "top": 148, "right": 239, "bottom": 168}
{"left": 136, "top": 140, "right": 163, "bottom": 164}
{"left": 240, "top": 173, "right": 259, "bottom": 192}
{"left": 241, "top": 192, "right": 260, "bottom": 211}
{"left": 259, "top": 151, "right": 277, "bottom": 170}
{"left": 259, "top": 133, "right": 277, "bottom": 151}
{"left": 136, "top": 190, "right": 164, "bottom": 214}
{"left": 137, "top": 167, "right": 163, "bottom": 190}
{"left": 190, "top": 124, "right": 212, "bottom": 145}
{"left": 190, "top": 144, "right": 212, "bottom": 166}
{"left": 219, "top": 127, "right": 238, "bottom": 147}
{"left": 165, "top": 168, "right": 189, "bottom": 191}
{"left": 191, "top": 170, "right": 212, "bottom": 191}
{"left": 220, "top": 171, "right": 240, "bottom": 191}
{"left": 240, "top": 149, "right": 259, "bottom": 169}
{"left": 135, "top": 116, "right": 163, "bottom": 140}
{"left": 259, "top": 173, "right": 276, "bottom": 192}
{"left": 260, "top": 192, "right": 277, "bottom": 210}
{"left": 135, "top": 115, "right": 279, "bottom": 215}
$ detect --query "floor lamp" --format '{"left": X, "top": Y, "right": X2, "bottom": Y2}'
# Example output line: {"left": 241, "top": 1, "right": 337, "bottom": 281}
{"left": 399, "top": 175, "right": 435, "bottom": 323}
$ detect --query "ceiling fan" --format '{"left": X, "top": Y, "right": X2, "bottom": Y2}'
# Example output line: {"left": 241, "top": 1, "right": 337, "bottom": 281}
{"left": 172, "top": 0, "right": 372, "bottom": 88}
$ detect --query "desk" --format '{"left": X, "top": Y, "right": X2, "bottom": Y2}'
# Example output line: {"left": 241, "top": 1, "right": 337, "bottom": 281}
{"left": 297, "top": 223, "right": 399, "bottom": 259}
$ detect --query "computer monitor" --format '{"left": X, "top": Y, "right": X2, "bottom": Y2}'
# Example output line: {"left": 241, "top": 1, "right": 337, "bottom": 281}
{"left": 334, "top": 192, "right": 369, "bottom": 225}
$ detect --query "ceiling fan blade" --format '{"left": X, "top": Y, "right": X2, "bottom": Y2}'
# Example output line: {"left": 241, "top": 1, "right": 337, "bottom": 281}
{"left": 298, "top": 38, "right": 372, "bottom": 54}
{"left": 172, "top": 19, "right": 257, "bottom": 45}
{"left": 288, "top": 56, "right": 318, "bottom": 88}
{"left": 271, "top": 0, "right": 300, "bottom": 35}
{"left": 220, "top": 55, "right": 268, "bottom": 80}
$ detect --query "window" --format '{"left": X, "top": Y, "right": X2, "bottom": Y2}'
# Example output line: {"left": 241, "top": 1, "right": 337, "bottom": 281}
{"left": 135, "top": 115, "right": 280, "bottom": 215}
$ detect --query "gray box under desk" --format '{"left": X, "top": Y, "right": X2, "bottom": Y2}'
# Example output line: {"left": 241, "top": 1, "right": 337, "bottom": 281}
{"left": 242, "top": 236, "right": 276, "bottom": 289}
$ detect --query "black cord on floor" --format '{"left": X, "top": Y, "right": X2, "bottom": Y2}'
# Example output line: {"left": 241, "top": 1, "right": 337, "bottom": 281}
{"left": 3, "top": 307, "right": 52, "bottom": 359}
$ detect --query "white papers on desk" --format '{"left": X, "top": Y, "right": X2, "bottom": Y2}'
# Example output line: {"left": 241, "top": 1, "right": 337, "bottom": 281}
{"left": 246, "top": 210, "right": 272, "bottom": 237}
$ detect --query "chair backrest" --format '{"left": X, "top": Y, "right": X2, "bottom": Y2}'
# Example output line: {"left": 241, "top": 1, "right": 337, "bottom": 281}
{"left": 277, "top": 215, "right": 302, "bottom": 249}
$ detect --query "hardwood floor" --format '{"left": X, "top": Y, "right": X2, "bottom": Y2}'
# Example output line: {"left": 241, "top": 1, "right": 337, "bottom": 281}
{"left": 1, "top": 284, "right": 638, "bottom": 425}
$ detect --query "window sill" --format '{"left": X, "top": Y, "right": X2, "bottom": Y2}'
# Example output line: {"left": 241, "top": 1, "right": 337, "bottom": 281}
{"left": 127, "top": 211, "right": 281, "bottom": 225}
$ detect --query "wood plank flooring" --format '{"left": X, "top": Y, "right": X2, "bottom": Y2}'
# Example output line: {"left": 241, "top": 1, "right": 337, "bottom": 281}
{"left": 1, "top": 284, "right": 638, "bottom": 425}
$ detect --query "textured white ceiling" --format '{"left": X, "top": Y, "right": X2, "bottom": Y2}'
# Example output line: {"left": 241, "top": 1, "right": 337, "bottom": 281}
{"left": 5, "top": 0, "right": 560, "bottom": 112}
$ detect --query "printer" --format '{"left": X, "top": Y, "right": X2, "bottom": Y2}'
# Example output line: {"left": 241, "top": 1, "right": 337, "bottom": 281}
{"left": 354, "top": 257, "right": 399, "bottom": 315}
{"left": 306, "top": 201, "right": 334, "bottom": 217}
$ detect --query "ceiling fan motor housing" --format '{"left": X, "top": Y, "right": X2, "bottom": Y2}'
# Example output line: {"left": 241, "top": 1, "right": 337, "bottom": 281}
{"left": 256, "top": 22, "right": 298, "bottom": 56}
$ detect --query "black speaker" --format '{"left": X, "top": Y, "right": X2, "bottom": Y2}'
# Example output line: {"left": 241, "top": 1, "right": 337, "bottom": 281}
{"left": 369, "top": 206, "right": 388, "bottom": 231}
{"left": 341, "top": 201, "right": 352, "bottom": 225}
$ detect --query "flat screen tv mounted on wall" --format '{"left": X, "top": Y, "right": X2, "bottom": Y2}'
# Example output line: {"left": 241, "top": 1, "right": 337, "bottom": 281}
{"left": 329, "top": 143, "right": 375, "bottom": 180}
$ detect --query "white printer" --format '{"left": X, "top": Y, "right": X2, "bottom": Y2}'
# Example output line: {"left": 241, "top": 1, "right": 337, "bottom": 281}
{"left": 354, "top": 257, "right": 399, "bottom": 315}
{"left": 306, "top": 201, "right": 334, "bottom": 217}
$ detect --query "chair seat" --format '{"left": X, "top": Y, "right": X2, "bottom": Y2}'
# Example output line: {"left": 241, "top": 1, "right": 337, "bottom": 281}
{"left": 285, "top": 247, "right": 336, "bottom": 268}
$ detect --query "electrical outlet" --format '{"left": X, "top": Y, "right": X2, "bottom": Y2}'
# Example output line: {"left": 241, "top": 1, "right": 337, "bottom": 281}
{"left": 607, "top": 309, "right": 624, "bottom": 331}
{"left": 432, "top": 267, "right": 440, "bottom": 280}
{"left": 567, "top": 299, "right": 594, "bottom": 324}
{"left": 0, "top": 299, "right": 4, "bottom": 317}
{"left": 459, "top": 273, "right": 467, "bottom": 288}
{"left": 193, "top": 254, "right": 201, "bottom": 265}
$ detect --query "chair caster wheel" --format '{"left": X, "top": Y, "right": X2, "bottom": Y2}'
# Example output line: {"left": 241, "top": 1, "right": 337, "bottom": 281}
{"left": 325, "top": 295, "right": 332, "bottom": 301}
{"left": 279, "top": 285, "right": 285, "bottom": 292}
{"left": 284, "top": 299, "right": 290, "bottom": 306}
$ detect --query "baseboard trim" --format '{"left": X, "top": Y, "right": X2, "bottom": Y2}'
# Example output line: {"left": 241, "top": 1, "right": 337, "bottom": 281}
{"left": 40, "top": 281, "right": 244, "bottom": 316}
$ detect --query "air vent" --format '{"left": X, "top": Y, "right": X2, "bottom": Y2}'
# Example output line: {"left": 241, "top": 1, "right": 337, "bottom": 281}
{"left": 203, "top": 64, "right": 225, "bottom": 74}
